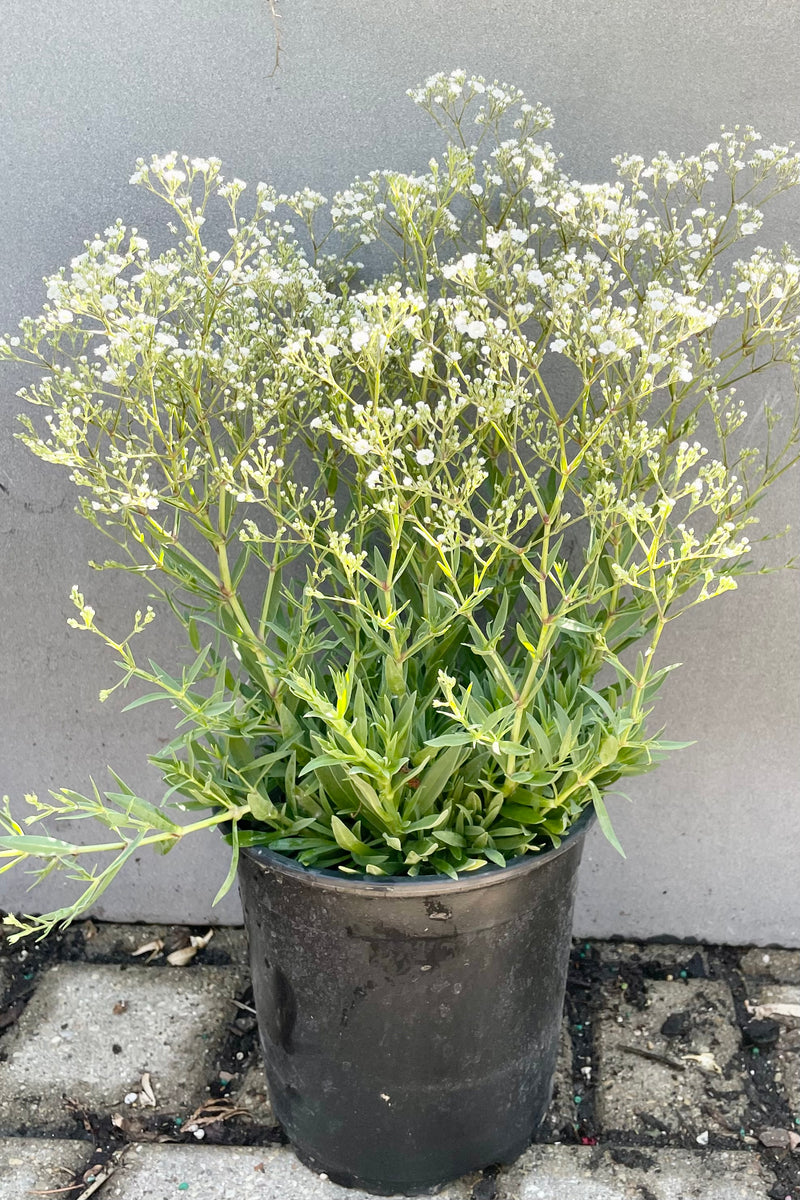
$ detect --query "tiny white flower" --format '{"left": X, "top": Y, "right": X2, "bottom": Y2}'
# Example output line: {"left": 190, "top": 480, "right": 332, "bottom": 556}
{"left": 365, "top": 469, "right": 382, "bottom": 488}
{"left": 352, "top": 437, "right": 372, "bottom": 456}
{"left": 598, "top": 340, "right": 619, "bottom": 355}
{"left": 469, "top": 182, "right": 484, "bottom": 196}
{"left": 415, "top": 448, "right": 435, "bottom": 467}
{"left": 351, "top": 328, "right": 371, "bottom": 352}
{"left": 56, "top": 310, "right": 74, "bottom": 324}
{"left": 550, "top": 338, "right": 567, "bottom": 354}
{"left": 466, "top": 320, "right": 486, "bottom": 339}
{"left": 100, "top": 294, "right": 119, "bottom": 312}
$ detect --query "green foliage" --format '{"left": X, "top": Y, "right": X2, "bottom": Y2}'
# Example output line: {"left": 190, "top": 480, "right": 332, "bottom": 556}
{"left": 2, "top": 71, "right": 800, "bottom": 938}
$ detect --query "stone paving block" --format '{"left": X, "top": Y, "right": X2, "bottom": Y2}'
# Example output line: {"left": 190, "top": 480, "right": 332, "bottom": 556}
{"left": 0, "top": 963, "right": 246, "bottom": 1133}
{"left": 740, "top": 947, "right": 800, "bottom": 985}
{"left": 80, "top": 922, "right": 249, "bottom": 966}
{"left": 497, "top": 1144, "right": 775, "bottom": 1200}
{"left": 106, "top": 1142, "right": 475, "bottom": 1199}
{"left": 80, "top": 922, "right": 170, "bottom": 960}
{"left": 596, "top": 979, "right": 747, "bottom": 1136}
{"left": 541, "top": 1018, "right": 577, "bottom": 1135}
{"left": 0, "top": 1136, "right": 90, "bottom": 1200}
{"left": 746, "top": 983, "right": 800, "bottom": 1114}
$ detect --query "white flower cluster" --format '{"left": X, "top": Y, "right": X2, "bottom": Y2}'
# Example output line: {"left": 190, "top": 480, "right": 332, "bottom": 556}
{"left": 2, "top": 69, "right": 798, "bottom": 712}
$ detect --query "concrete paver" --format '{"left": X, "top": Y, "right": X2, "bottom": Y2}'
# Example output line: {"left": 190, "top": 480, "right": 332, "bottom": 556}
{"left": 740, "top": 948, "right": 800, "bottom": 985}
{"left": 596, "top": 979, "right": 747, "bottom": 1136}
{"left": 497, "top": 1145, "right": 776, "bottom": 1200}
{"left": 0, "top": 1137, "right": 90, "bottom": 1200}
{"left": 207, "top": 926, "right": 249, "bottom": 965}
{"left": 80, "top": 923, "right": 249, "bottom": 966}
{"left": 746, "top": 983, "right": 800, "bottom": 1114}
{"left": 0, "top": 963, "right": 245, "bottom": 1133}
{"left": 541, "top": 1019, "right": 577, "bottom": 1135}
{"left": 80, "top": 923, "right": 171, "bottom": 960}
{"left": 106, "top": 1143, "right": 475, "bottom": 1199}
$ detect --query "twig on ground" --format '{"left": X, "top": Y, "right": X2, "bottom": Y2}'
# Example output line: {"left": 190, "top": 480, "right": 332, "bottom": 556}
{"left": 620, "top": 1044, "right": 686, "bottom": 1071}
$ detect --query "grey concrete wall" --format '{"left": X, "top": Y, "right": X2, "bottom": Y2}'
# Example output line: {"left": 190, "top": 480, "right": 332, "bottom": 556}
{"left": 1, "top": 0, "right": 798, "bottom": 943}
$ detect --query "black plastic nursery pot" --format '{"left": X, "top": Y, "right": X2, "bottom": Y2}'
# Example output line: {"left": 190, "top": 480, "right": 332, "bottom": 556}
{"left": 237, "top": 807, "right": 594, "bottom": 1195}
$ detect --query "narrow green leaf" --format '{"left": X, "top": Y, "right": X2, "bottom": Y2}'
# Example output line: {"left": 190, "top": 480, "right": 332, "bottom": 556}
{"left": 213, "top": 821, "right": 240, "bottom": 906}
{"left": 412, "top": 744, "right": 466, "bottom": 814}
{"left": 424, "top": 732, "right": 473, "bottom": 748}
{"left": 598, "top": 735, "right": 619, "bottom": 768}
{"left": 589, "top": 782, "right": 626, "bottom": 858}
{"left": 0, "top": 835, "right": 77, "bottom": 857}
{"left": 121, "top": 692, "right": 168, "bottom": 713}
{"left": 558, "top": 616, "right": 595, "bottom": 634}
{"left": 104, "top": 789, "right": 181, "bottom": 833}
{"left": 330, "top": 815, "right": 372, "bottom": 855}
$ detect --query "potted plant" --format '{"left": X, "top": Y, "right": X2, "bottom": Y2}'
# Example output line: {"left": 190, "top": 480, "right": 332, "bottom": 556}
{"left": 2, "top": 70, "right": 799, "bottom": 1193}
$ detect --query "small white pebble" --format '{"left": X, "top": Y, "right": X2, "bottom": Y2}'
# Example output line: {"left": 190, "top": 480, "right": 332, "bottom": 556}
{"left": 696, "top": 1130, "right": 709, "bottom": 1145}
{"left": 123, "top": 1093, "right": 138, "bottom": 1105}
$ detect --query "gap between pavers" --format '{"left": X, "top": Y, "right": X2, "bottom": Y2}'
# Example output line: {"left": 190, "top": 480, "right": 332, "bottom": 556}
{"left": 0, "top": 963, "right": 246, "bottom": 1134}
{"left": 105, "top": 1142, "right": 476, "bottom": 1199}
{"left": 0, "top": 1137, "right": 91, "bottom": 1200}
{"left": 595, "top": 978, "right": 747, "bottom": 1138}
{"left": 496, "top": 1144, "right": 776, "bottom": 1200}
{"left": 0, "top": 960, "right": 12, "bottom": 1003}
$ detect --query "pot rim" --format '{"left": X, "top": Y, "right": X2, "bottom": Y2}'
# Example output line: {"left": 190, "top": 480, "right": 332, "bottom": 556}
{"left": 239, "top": 803, "right": 596, "bottom": 897}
